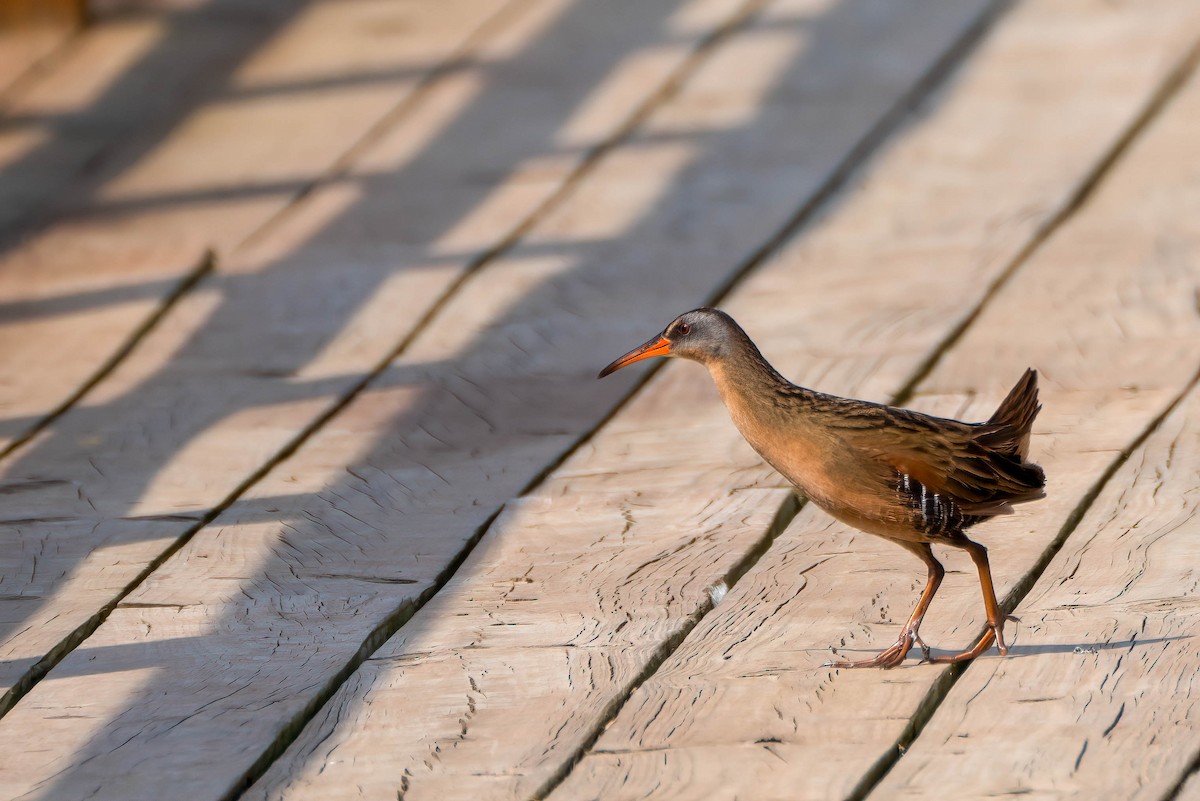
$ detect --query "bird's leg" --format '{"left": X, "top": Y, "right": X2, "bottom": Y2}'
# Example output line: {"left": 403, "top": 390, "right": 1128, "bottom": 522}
{"left": 904, "top": 543, "right": 945, "bottom": 661}
{"left": 830, "top": 543, "right": 944, "bottom": 669}
{"left": 931, "top": 537, "right": 1007, "bottom": 664}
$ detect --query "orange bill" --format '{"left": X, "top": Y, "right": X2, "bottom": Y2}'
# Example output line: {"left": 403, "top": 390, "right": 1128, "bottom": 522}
{"left": 597, "top": 336, "right": 671, "bottom": 378}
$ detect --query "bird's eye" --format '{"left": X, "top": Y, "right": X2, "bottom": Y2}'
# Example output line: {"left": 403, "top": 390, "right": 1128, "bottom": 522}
{"left": 678, "top": 323, "right": 691, "bottom": 336}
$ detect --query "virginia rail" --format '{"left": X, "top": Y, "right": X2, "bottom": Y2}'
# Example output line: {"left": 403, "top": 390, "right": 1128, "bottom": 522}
{"left": 599, "top": 308, "right": 1045, "bottom": 668}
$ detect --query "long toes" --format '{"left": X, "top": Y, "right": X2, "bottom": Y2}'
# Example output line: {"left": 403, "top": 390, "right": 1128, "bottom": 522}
{"left": 912, "top": 634, "right": 932, "bottom": 661}
{"left": 828, "top": 643, "right": 908, "bottom": 669}
{"left": 993, "top": 625, "right": 1010, "bottom": 656}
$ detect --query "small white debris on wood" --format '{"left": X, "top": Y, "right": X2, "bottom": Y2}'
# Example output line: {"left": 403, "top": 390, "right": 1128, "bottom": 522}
{"left": 708, "top": 581, "right": 728, "bottom": 606}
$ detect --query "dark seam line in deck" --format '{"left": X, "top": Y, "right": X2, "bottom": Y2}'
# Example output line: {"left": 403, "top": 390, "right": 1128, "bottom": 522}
{"left": 0, "top": 0, "right": 767, "bottom": 765}
{"left": 891, "top": 34, "right": 1200, "bottom": 409}
{"left": 534, "top": 14, "right": 1200, "bottom": 801}
{"left": 844, "top": 38, "right": 1200, "bottom": 801}
{"left": 1163, "top": 743, "right": 1200, "bottom": 801}
{"left": 0, "top": 250, "right": 215, "bottom": 460}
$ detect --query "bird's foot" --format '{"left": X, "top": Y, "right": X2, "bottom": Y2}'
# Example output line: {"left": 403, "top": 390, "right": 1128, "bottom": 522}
{"left": 826, "top": 630, "right": 916, "bottom": 670}
{"left": 928, "top": 622, "right": 1007, "bottom": 664}
{"left": 912, "top": 632, "right": 933, "bottom": 662}
{"left": 993, "top": 621, "right": 1009, "bottom": 656}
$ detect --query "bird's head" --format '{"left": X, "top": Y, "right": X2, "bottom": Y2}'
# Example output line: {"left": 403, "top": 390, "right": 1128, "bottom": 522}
{"left": 598, "top": 308, "right": 740, "bottom": 378}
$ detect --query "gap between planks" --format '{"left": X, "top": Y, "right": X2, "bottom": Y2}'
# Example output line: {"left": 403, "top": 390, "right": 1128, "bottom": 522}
{"left": 536, "top": 27, "right": 1200, "bottom": 801}
{"left": 0, "top": 251, "right": 214, "bottom": 460}
{"left": 1169, "top": 752, "right": 1200, "bottom": 801}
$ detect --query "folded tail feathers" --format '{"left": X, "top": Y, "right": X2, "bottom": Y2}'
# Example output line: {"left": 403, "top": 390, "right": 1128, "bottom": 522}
{"left": 984, "top": 368, "right": 1041, "bottom": 460}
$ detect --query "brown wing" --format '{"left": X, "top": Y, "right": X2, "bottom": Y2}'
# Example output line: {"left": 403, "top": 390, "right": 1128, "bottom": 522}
{"left": 864, "top": 409, "right": 1045, "bottom": 517}
{"left": 811, "top": 386, "right": 1045, "bottom": 533}
{"left": 825, "top": 398, "right": 1041, "bottom": 515}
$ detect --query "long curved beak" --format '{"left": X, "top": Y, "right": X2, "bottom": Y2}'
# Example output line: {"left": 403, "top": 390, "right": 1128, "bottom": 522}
{"left": 597, "top": 335, "right": 671, "bottom": 378}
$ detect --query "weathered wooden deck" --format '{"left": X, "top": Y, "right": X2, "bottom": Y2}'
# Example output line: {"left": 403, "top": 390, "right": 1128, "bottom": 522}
{"left": 1, "top": 1, "right": 1199, "bottom": 799}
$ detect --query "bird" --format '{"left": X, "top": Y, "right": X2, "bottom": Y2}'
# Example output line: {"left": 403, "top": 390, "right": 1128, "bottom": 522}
{"left": 598, "top": 307, "right": 1045, "bottom": 668}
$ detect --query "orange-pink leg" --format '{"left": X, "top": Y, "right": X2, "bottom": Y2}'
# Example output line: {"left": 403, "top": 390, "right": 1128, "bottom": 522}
{"left": 930, "top": 538, "right": 1008, "bottom": 664}
{"left": 830, "top": 542, "right": 944, "bottom": 669}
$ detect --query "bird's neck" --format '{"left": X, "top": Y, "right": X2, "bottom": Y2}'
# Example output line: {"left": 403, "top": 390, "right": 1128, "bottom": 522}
{"left": 703, "top": 339, "right": 842, "bottom": 508}
{"left": 705, "top": 338, "right": 818, "bottom": 440}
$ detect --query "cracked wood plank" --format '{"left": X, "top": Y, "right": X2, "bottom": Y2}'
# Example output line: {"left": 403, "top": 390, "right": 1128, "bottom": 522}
{"left": 551, "top": 10, "right": 1200, "bottom": 801}
{"left": 0, "top": 0, "right": 1004, "bottom": 799}
{"left": 0, "top": 0, "right": 517, "bottom": 452}
{"left": 223, "top": 3, "right": 1200, "bottom": 800}
{"left": 0, "top": 0, "right": 762, "bottom": 713}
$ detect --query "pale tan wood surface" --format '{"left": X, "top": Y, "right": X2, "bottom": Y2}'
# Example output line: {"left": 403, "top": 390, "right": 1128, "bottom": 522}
{"left": 0, "top": 0, "right": 766, "bottom": 711}
{"left": 223, "top": 3, "right": 1200, "bottom": 800}
{"left": 0, "top": 1, "right": 1008, "bottom": 799}
{"left": 869, "top": 376, "right": 1200, "bottom": 801}
{"left": 0, "top": 0, "right": 513, "bottom": 451}
{"left": 0, "top": 25, "right": 71, "bottom": 96}
{"left": 552, "top": 26, "right": 1200, "bottom": 801}
{"left": 0, "top": 0, "right": 84, "bottom": 84}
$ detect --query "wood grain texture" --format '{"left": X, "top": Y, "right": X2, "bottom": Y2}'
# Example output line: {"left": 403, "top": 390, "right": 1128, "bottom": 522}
{"left": 0, "top": 0, "right": 512, "bottom": 451}
{"left": 552, "top": 12, "right": 1200, "bottom": 800}
{"left": 230, "top": 3, "right": 1200, "bottom": 800}
{"left": 0, "top": 1, "right": 1003, "bottom": 799}
{"left": 0, "top": 0, "right": 756, "bottom": 709}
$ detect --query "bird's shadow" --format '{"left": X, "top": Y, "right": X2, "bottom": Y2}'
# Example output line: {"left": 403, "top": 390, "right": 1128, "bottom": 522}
{"left": 995, "top": 633, "right": 1192, "bottom": 659}
{"left": 817, "top": 633, "right": 1194, "bottom": 668}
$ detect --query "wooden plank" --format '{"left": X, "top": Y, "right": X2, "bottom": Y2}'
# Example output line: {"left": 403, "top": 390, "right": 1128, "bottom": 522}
{"left": 0, "top": 0, "right": 746, "bottom": 705}
{"left": 229, "top": 4, "right": 1200, "bottom": 801}
{"left": 856, "top": 88, "right": 1200, "bottom": 801}
{"left": 0, "top": 0, "right": 1006, "bottom": 798}
{"left": 550, "top": 22, "right": 1200, "bottom": 801}
{"left": 869, "top": 379, "right": 1200, "bottom": 800}
{"left": 0, "top": 26, "right": 71, "bottom": 96}
{"left": 0, "top": 0, "right": 80, "bottom": 99}
{"left": 0, "top": 0, "right": 514, "bottom": 452}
